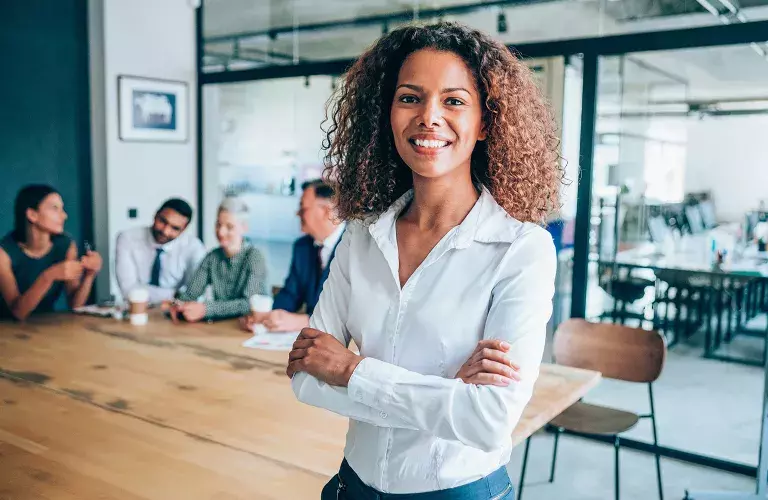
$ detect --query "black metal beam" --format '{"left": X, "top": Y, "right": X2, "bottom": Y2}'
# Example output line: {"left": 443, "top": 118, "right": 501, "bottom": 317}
{"left": 201, "top": 20, "right": 768, "bottom": 84}
{"left": 204, "top": 0, "right": 553, "bottom": 43}
{"left": 205, "top": 50, "right": 268, "bottom": 65}
{"left": 196, "top": 2, "right": 204, "bottom": 238}
{"left": 511, "top": 19, "right": 768, "bottom": 58}
{"left": 570, "top": 52, "right": 598, "bottom": 320}
{"left": 551, "top": 427, "right": 758, "bottom": 477}
{"left": 204, "top": 42, "right": 303, "bottom": 62}
{"left": 202, "top": 58, "right": 353, "bottom": 84}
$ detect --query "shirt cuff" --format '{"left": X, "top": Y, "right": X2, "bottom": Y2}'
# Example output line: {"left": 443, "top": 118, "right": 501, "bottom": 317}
{"left": 347, "top": 357, "right": 396, "bottom": 410}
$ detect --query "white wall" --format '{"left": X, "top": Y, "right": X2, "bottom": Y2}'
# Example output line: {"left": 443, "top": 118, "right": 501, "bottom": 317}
{"left": 592, "top": 112, "right": 768, "bottom": 223}
{"left": 90, "top": 0, "right": 197, "bottom": 299}
{"left": 560, "top": 62, "right": 582, "bottom": 220}
{"left": 213, "top": 77, "right": 333, "bottom": 171}
{"left": 204, "top": 76, "right": 334, "bottom": 246}
{"left": 685, "top": 115, "right": 768, "bottom": 222}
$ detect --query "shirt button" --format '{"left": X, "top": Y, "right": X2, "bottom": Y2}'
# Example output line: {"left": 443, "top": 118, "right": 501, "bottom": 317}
{"left": 379, "top": 411, "right": 388, "bottom": 419}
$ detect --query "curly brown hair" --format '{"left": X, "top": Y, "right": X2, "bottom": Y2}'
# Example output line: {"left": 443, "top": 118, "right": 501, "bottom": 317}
{"left": 322, "top": 22, "right": 562, "bottom": 224}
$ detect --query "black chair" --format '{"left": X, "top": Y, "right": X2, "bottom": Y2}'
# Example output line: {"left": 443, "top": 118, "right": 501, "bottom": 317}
{"left": 598, "top": 264, "right": 654, "bottom": 326}
{"left": 652, "top": 270, "right": 711, "bottom": 347}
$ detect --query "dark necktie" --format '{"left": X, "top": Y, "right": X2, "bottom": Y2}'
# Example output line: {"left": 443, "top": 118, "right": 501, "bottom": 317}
{"left": 315, "top": 244, "right": 324, "bottom": 285}
{"left": 150, "top": 248, "right": 164, "bottom": 287}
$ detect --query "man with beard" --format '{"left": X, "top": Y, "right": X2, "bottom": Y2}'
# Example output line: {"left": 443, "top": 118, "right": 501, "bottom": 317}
{"left": 115, "top": 198, "right": 206, "bottom": 304}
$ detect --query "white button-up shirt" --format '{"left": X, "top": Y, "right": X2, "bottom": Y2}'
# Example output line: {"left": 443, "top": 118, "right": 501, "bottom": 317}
{"left": 115, "top": 227, "right": 206, "bottom": 304}
{"left": 292, "top": 188, "right": 556, "bottom": 494}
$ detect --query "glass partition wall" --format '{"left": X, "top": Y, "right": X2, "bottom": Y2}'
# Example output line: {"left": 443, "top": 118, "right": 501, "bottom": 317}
{"left": 585, "top": 44, "right": 768, "bottom": 471}
{"left": 202, "top": 75, "right": 336, "bottom": 287}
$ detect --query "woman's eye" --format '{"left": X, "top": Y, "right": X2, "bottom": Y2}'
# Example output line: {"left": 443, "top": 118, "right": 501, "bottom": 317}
{"left": 446, "top": 97, "right": 464, "bottom": 106}
{"left": 398, "top": 95, "right": 418, "bottom": 104}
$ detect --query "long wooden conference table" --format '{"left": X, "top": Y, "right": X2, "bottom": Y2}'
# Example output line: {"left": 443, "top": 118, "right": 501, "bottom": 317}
{"left": 0, "top": 313, "right": 600, "bottom": 499}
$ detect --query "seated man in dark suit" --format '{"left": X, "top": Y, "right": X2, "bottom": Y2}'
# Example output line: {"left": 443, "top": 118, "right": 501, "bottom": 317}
{"left": 241, "top": 180, "right": 344, "bottom": 332}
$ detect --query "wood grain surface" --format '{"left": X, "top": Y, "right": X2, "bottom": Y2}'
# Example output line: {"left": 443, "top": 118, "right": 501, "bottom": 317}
{"left": 0, "top": 313, "right": 600, "bottom": 499}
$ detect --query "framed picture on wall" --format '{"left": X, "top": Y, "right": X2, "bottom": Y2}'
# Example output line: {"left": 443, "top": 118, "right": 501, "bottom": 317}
{"left": 118, "top": 75, "right": 188, "bottom": 142}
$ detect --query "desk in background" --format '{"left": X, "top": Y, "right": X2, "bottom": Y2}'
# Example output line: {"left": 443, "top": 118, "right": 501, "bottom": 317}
{"left": 599, "top": 242, "right": 768, "bottom": 366}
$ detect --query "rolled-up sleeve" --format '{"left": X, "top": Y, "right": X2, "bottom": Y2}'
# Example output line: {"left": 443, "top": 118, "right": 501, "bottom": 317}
{"left": 345, "top": 228, "right": 556, "bottom": 451}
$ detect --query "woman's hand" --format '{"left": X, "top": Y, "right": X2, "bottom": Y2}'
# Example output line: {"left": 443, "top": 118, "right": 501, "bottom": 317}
{"left": 172, "top": 301, "right": 206, "bottom": 323}
{"left": 46, "top": 260, "right": 84, "bottom": 282}
{"left": 286, "top": 328, "right": 362, "bottom": 386}
{"left": 80, "top": 250, "right": 103, "bottom": 275}
{"left": 239, "top": 311, "right": 270, "bottom": 332}
{"left": 455, "top": 339, "right": 520, "bottom": 387}
{"left": 264, "top": 310, "right": 309, "bottom": 332}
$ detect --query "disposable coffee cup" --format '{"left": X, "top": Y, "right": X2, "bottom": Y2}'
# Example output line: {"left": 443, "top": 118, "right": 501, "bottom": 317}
{"left": 128, "top": 288, "right": 149, "bottom": 326}
{"left": 249, "top": 294, "right": 273, "bottom": 314}
{"left": 249, "top": 294, "right": 273, "bottom": 334}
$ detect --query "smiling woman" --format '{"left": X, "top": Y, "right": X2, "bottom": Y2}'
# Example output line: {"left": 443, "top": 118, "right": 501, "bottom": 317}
{"left": 289, "top": 22, "right": 562, "bottom": 500}
{"left": 324, "top": 22, "right": 562, "bottom": 225}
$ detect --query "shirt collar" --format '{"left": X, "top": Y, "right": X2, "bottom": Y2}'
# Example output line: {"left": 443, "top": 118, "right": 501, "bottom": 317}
{"left": 217, "top": 240, "right": 251, "bottom": 261}
{"left": 316, "top": 222, "right": 346, "bottom": 249}
{"left": 147, "top": 226, "right": 184, "bottom": 252}
{"left": 368, "top": 186, "right": 523, "bottom": 251}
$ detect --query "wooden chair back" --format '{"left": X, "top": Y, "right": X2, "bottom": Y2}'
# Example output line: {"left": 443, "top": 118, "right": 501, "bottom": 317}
{"left": 553, "top": 319, "right": 666, "bottom": 383}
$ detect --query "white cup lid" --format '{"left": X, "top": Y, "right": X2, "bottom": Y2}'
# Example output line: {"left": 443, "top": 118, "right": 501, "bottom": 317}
{"left": 128, "top": 287, "right": 149, "bottom": 302}
{"left": 249, "top": 294, "right": 273, "bottom": 312}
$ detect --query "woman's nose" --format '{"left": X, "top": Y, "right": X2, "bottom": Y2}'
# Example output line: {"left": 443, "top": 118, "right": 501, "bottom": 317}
{"left": 419, "top": 98, "right": 443, "bottom": 128}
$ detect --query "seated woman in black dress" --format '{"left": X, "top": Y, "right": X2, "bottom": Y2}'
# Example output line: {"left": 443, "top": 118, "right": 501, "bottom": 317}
{"left": 0, "top": 185, "right": 103, "bottom": 320}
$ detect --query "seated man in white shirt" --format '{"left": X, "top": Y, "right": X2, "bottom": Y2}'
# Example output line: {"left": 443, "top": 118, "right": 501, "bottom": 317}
{"left": 115, "top": 198, "right": 206, "bottom": 304}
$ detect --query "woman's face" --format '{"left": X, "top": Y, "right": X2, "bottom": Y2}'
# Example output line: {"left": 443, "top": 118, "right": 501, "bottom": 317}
{"left": 215, "top": 210, "right": 246, "bottom": 251}
{"left": 28, "top": 193, "right": 67, "bottom": 235}
{"left": 390, "top": 49, "right": 486, "bottom": 181}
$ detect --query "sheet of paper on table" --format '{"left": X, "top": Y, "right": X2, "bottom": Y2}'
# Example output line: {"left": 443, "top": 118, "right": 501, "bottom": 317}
{"left": 73, "top": 304, "right": 121, "bottom": 318}
{"left": 242, "top": 325, "right": 300, "bottom": 351}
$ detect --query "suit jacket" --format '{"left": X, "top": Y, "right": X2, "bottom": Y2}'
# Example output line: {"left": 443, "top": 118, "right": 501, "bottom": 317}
{"left": 272, "top": 233, "right": 342, "bottom": 316}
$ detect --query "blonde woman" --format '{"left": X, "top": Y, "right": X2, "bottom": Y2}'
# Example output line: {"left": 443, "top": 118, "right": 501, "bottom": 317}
{"left": 171, "top": 197, "right": 267, "bottom": 322}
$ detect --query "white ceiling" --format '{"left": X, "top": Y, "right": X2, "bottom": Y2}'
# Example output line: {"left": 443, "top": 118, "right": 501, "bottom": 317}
{"left": 596, "top": 44, "right": 768, "bottom": 100}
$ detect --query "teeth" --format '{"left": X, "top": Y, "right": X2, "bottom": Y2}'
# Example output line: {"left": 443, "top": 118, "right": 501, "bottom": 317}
{"left": 413, "top": 139, "right": 448, "bottom": 148}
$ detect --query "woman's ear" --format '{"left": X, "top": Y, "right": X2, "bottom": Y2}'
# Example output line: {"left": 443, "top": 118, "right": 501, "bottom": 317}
{"left": 478, "top": 122, "right": 488, "bottom": 141}
{"left": 26, "top": 207, "right": 39, "bottom": 225}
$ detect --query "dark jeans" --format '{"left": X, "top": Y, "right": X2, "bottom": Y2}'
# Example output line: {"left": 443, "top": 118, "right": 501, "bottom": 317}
{"left": 320, "top": 460, "right": 514, "bottom": 500}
